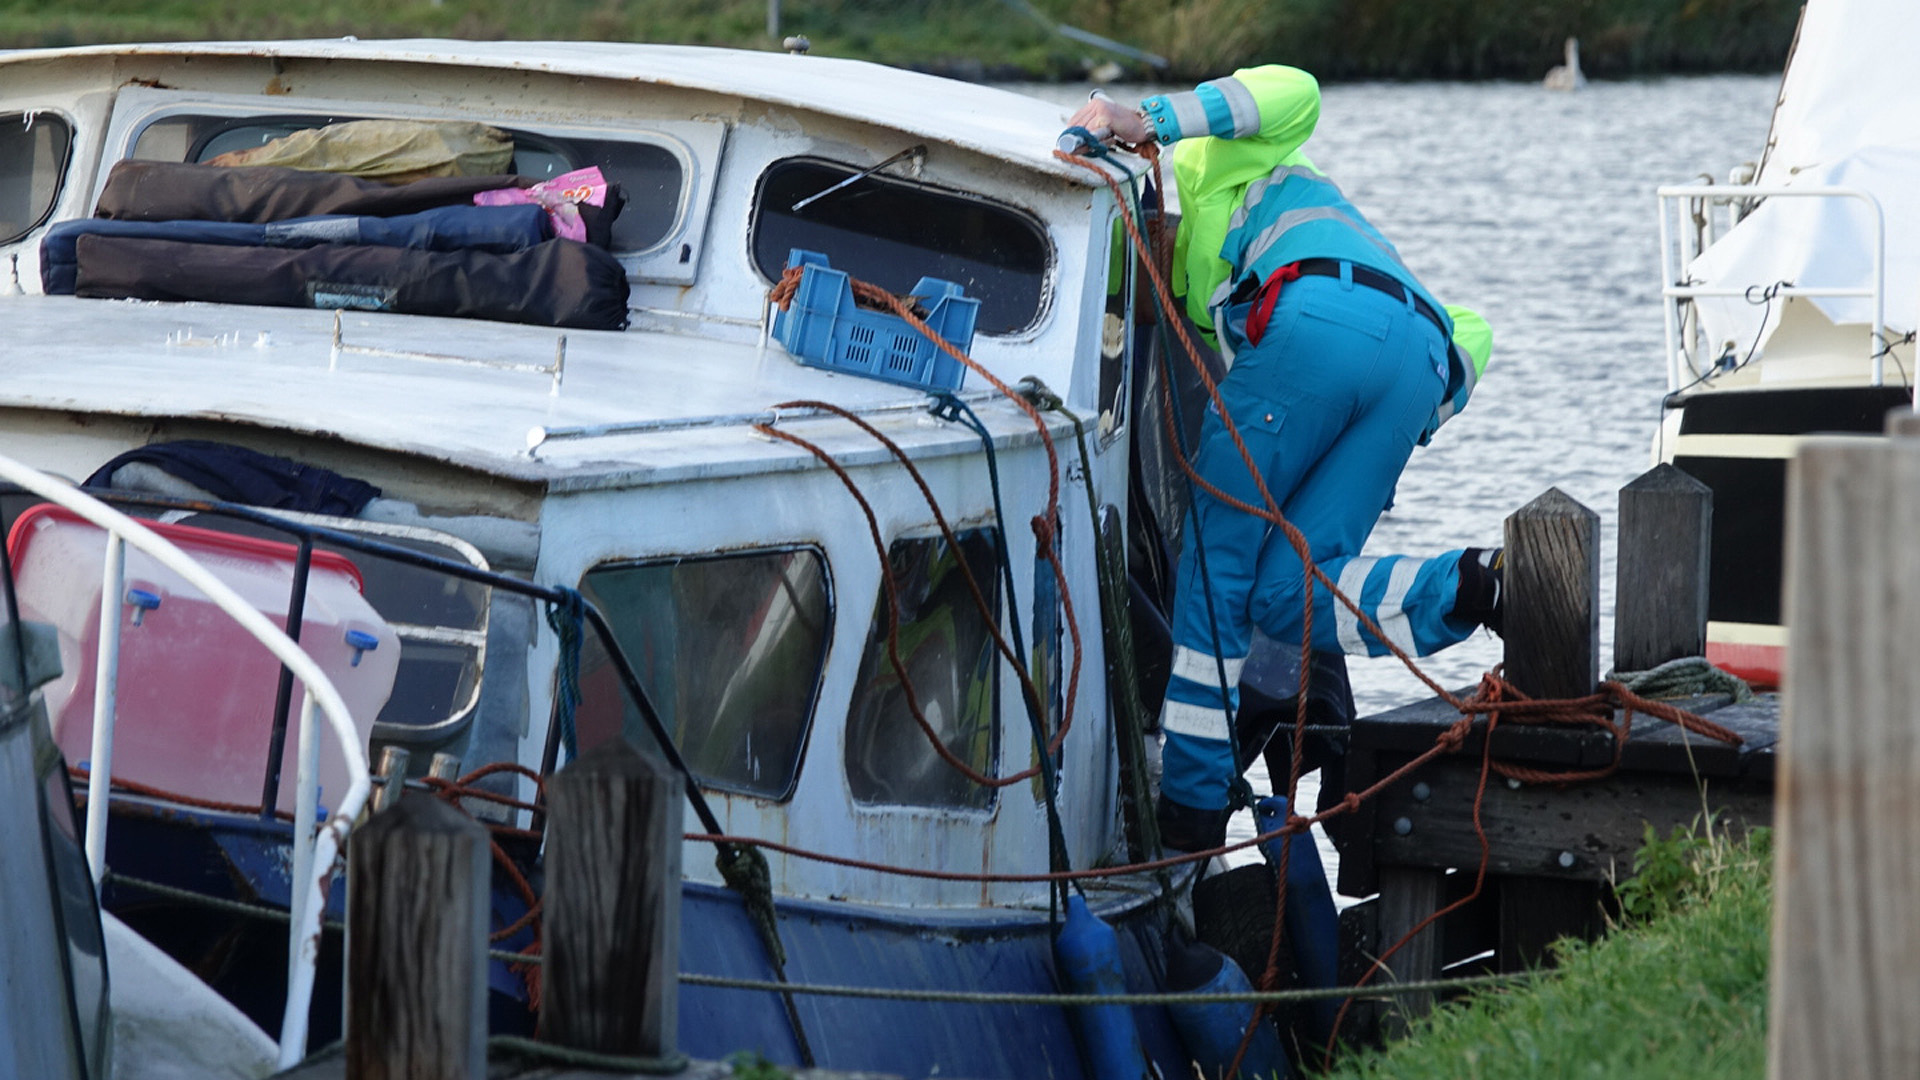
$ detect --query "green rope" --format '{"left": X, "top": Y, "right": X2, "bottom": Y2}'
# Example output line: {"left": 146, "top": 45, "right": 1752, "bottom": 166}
{"left": 489, "top": 1034, "right": 689, "bottom": 1075}
{"left": 1606, "top": 656, "right": 1754, "bottom": 703}
{"left": 105, "top": 870, "right": 1529, "bottom": 1012}
{"left": 1042, "top": 389, "right": 1165, "bottom": 866}
{"left": 544, "top": 588, "right": 586, "bottom": 763}
{"left": 679, "top": 969, "right": 1531, "bottom": 1006}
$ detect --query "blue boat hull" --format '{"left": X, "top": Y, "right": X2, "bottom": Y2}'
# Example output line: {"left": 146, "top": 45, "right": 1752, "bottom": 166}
{"left": 96, "top": 800, "right": 1198, "bottom": 1077}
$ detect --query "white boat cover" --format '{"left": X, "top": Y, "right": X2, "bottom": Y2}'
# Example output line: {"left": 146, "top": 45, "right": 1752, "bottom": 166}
{"left": 1688, "top": 0, "right": 1920, "bottom": 356}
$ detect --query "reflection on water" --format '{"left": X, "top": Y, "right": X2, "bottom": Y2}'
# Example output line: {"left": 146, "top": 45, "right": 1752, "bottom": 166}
{"left": 1018, "top": 75, "right": 1778, "bottom": 883}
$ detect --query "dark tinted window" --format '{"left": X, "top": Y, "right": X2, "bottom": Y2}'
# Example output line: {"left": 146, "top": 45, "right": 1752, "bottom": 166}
{"left": 132, "top": 113, "right": 682, "bottom": 252}
{"left": 844, "top": 529, "right": 999, "bottom": 809}
{"left": 753, "top": 158, "right": 1049, "bottom": 335}
{"left": 0, "top": 112, "right": 73, "bottom": 245}
{"left": 579, "top": 548, "right": 830, "bottom": 799}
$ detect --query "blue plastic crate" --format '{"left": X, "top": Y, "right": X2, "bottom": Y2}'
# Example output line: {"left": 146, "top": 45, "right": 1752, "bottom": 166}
{"left": 771, "top": 249, "right": 978, "bottom": 392}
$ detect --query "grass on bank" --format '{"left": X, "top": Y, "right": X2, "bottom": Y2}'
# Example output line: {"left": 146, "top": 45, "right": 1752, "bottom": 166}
{"left": 0, "top": 0, "right": 1802, "bottom": 82}
{"left": 1324, "top": 821, "right": 1772, "bottom": 1080}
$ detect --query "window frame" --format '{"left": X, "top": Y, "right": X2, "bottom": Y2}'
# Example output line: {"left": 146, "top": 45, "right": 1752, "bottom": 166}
{"left": 95, "top": 86, "right": 725, "bottom": 285}
{"left": 842, "top": 526, "right": 1003, "bottom": 813}
{"left": 0, "top": 108, "right": 76, "bottom": 247}
{"left": 748, "top": 154, "right": 1054, "bottom": 338}
{"left": 578, "top": 543, "right": 834, "bottom": 803}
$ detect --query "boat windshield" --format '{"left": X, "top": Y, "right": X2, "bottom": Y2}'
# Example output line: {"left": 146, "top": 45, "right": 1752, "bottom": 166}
{"left": 751, "top": 157, "right": 1050, "bottom": 335}
{"left": 0, "top": 110, "right": 73, "bottom": 246}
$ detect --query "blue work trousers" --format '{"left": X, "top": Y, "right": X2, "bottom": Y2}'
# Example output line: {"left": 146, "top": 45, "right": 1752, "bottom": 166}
{"left": 1161, "top": 268, "right": 1478, "bottom": 811}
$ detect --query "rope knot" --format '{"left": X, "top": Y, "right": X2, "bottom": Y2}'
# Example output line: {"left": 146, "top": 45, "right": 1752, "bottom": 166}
{"left": 1030, "top": 512, "right": 1056, "bottom": 548}
{"left": 1436, "top": 717, "right": 1473, "bottom": 753}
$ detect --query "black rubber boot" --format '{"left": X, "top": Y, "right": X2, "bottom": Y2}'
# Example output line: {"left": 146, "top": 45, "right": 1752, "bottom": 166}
{"left": 1454, "top": 547, "right": 1505, "bottom": 636}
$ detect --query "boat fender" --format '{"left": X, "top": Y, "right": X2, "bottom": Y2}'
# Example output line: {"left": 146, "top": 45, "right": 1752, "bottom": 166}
{"left": 1053, "top": 893, "right": 1152, "bottom": 1080}
{"left": 1256, "top": 796, "right": 1341, "bottom": 1048}
{"left": 1163, "top": 933, "right": 1290, "bottom": 1079}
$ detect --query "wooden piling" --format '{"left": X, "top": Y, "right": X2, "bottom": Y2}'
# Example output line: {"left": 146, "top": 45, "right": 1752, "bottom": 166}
{"left": 345, "top": 792, "right": 490, "bottom": 1080}
{"left": 1769, "top": 431, "right": 1920, "bottom": 1080}
{"left": 1613, "top": 464, "right": 1712, "bottom": 672}
{"left": 541, "top": 738, "right": 684, "bottom": 1058}
{"left": 1375, "top": 866, "right": 1443, "bottom": 1036}
{"left": 1503, "top": 488, "right": 1600, "bottom": 700}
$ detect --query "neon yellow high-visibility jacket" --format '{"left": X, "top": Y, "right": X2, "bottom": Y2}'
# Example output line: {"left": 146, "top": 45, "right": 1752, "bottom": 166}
{"left": 1140, "top": 66, "right": 1444, "bottom": 347}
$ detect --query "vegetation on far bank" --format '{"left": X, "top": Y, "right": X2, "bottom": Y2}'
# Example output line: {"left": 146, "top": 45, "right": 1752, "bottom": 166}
{"left": 1324, "top": 821, "right": 1773, "bottom": 1080}
{"left": 1, "top": 0, "right": 1801, "bottom": 82}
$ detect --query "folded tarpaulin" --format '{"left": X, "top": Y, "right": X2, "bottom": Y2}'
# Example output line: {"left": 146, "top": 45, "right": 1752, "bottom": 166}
{"left": 94, "top": 161, "right": 539, "bottom": 224}
{"left": 204, "top": 120, "right": 515, "bottom": 182}
{"left": 74, "top": 235, "right": 632, "bottom": 331}
{"left": 41, "top": 204, "right": 552, "bottom": 294}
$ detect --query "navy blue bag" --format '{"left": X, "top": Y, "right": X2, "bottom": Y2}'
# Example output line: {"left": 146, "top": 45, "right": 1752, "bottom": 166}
{"left": 74, "top": 235, "right": 631, "bottom": 332}
{"left": 42, "top": 204, "right": 551, "bottom": 294}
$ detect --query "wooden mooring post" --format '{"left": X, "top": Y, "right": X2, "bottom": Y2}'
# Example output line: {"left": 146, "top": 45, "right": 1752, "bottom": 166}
{"left": 1504, "top": 486, "right": 1600, "bottom": 700}
{"left": 345, "top": 792, "right": 490, "bottom": 1080}
{"left": 1769, "top": 424, "right": 1920, "bottom": 1079}
{"left": 1614, "top": 463, "right": 1712, "bottom": 672}
{"left": 541, "top": 737, "right": 684, "bottom": 1059}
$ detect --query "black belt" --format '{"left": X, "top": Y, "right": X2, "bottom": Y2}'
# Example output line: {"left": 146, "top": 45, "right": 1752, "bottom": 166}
{"left": 1243, "top": 258, "right": 1448, "bottom": 343}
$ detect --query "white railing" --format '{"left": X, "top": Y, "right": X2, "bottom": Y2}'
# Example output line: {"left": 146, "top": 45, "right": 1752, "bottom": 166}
{"left": 0, "top": 452, "right": 369, "bottom": 1070}
{"left": 1657, "top": 183, "right": 1888, "bottom": 393}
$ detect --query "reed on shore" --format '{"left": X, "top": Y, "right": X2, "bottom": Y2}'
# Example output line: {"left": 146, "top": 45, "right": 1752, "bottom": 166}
{"left": 1, "top": 0, "right": 1800, "bottom": 82}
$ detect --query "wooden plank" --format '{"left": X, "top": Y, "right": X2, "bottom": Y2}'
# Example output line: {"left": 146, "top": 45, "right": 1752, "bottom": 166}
{"left": 1613, "top": 464, "right": 1713, "bottom": 673}
{"left": 1504, "top": 489, "right": 1600, "bottom": 701}
{"left": 1769, "top": 435, "right": 1920, "bottom": 1080}
{"left": 345, "top": 791, "right": 490, "bottom": 1080}
{"left": 1619, "top": 694, "right": 1780, "bottom": 777}
{"left": 1374, "top": 867, "right": 1444, "bottom": 1035}
{"left": 1367, "top": 757, "right": 1773, "bottom": 881}
{"left": 1345, "top": 690, "right": 1618, "bottom": 764}
{"left": 541, "top": 738, "right": 684, "bottom": 1058}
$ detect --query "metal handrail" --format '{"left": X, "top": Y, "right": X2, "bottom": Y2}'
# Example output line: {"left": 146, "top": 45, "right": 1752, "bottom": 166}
{"left": 1657, "top": 183, "right": 1887, "bottom": 392}
{"left": 0, "top": 454, "right": 369, "bottom": 1070}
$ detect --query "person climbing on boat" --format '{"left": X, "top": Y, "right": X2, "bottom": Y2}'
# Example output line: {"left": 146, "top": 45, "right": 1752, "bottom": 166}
{"left": 1067, "top": 65, "right": 1502, "bottom": 851}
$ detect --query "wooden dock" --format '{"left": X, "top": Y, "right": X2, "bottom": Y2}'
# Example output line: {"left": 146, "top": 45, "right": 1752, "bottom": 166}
{"left": 1327, "top": 467, "right": 1778, "bottom": 1031}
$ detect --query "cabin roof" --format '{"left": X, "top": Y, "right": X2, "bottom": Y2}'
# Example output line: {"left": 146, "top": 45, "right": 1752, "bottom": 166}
{"left": 0, "top": 38, "right": 1098, "bottom": 183}
{"left": 0, "top": 294, "right": 1051, "bottom": 487}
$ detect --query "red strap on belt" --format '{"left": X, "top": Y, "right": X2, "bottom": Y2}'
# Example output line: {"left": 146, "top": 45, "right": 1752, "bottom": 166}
{"left": 1245, "top": 261, "right": 1303, "bottom": 347}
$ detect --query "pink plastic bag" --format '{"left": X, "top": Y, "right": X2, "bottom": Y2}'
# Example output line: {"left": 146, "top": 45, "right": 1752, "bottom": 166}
{"left": 475, "top": 166, "right": 608, "bottom": 243}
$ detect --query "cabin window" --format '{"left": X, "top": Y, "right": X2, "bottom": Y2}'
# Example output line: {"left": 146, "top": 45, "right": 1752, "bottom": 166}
{"left": 0, "top": 111, "right": 73, "bottom": 245}
{"left": 844, "top": 529, "right": 1000, "bottom": 810}
{"left": 578, "top": 547, "right": 830, "bottom": 800}
{"left": 129, "top": 114, "right": 685, "bottom": 253}
{"left": 751, "top": 157, "right": 1049, "bottom": 336}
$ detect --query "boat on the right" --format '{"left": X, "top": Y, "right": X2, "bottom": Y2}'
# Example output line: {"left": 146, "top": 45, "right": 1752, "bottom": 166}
{"left": 1654, "top": 0, "right": 1918, "bottom": 688}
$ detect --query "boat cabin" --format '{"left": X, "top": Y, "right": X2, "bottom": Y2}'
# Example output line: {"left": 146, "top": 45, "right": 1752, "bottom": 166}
{"left": 0, "top": 41, "right": 1141, "bottom": 918}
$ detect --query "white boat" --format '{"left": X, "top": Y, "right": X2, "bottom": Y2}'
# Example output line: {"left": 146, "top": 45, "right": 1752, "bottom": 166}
{"left": 1654, "top": 0, "right": 1919, "bottom": 687}
{"left": 0, "top": 38, "right": 1319, "bottom": 1076}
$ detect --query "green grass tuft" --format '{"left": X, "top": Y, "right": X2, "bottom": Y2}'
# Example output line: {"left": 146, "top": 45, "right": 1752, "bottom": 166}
{"left": 1325, "top": 825, "right": 1772, "bottom": 1080}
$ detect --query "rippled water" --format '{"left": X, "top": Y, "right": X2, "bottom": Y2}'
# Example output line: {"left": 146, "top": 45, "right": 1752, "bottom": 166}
{"left": 1018, "top": 75, "right": 1778, "bottom": 877}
